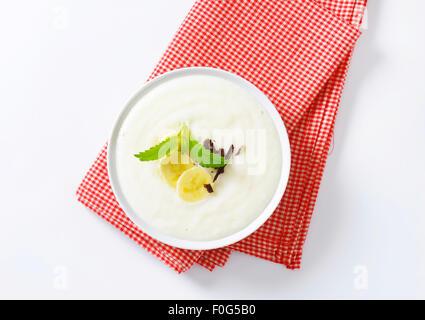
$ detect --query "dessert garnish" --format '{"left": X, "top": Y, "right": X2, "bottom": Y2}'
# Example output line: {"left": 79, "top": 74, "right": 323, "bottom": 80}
{"left": 134, "top": 123, "right": 241, "bottom": 202}
{"left": 134, "top": 124, "right": 229, "bottom": 168}
{"left": 213, "top": 166, "right": 225, "bottom": 183}
{"left": 203, "top": 139, "right": 234, "bottom": 160}
{"left": 203, "top": 139, "right": 237, "bottom": 183}
{"left": 176, "top": 167, "right": 213, "bottom": 202}
{"left": 159, "top": 153, "right": 193, "bottom": 188}
{"left": 203, "top": 183, "right": 214, "bottom": 193}
{"left": 235, "top": 145, "right": 245, "bottom": 156}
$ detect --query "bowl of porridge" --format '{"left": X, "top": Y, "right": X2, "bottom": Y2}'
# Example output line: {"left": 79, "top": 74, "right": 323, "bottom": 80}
{"left": 107, "top": 67, "right": 290, "bottom": 250}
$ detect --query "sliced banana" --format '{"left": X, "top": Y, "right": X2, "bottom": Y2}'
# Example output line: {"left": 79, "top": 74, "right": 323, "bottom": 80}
{"left": 176, "top": 167, "right": 213, "bottom": 202}
{"left": 160, "top": 152, "right": 194, "bottom": 189}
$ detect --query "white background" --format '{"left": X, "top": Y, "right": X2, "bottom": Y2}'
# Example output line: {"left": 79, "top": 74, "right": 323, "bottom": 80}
{"left": 1, "top": 0, "right": 424, "bottom": 299}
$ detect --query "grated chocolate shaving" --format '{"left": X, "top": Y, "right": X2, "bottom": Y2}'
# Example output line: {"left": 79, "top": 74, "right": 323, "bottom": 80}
{"left": 235, "top": 145, "right": 245, "bottom": 156}
{"left": 225, "top": 144, "right": 234, "bottom": 159}
{"left": 202, "top": 140, "right": 240, "bottom": 182}
{"left": 203, "top": 139, "right": 219, "bottom": 154}
{"left": 213, "top": 166, "right": 225, "bottom": 182}
{"left": 203, "top": 183, "right": 214, "bottom": 193}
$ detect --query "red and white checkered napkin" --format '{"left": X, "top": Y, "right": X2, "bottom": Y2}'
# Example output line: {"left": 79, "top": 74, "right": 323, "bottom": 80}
{"left": 77, "top": 0, "right": 367, "bottom": 273}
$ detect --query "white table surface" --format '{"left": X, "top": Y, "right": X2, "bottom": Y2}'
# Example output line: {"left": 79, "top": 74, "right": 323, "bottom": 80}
{"left": 1, "top": 0, "right": 424, "bottom": 300}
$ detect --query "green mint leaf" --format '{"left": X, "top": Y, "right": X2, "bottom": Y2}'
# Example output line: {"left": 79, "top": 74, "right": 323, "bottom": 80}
{"left": 189, "top": 137, "right": 229, "bottom": 168}
{"left": 133, "top": 123, "right": 229, "bottom": 168}
{"left": 179, "top": 123, "right": 190, "bottom": 155}
{"left": 134, "top": 135, "right": 178, "bottom": 161}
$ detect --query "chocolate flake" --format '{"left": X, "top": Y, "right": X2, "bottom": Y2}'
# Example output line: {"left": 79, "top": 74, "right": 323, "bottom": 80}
{"left": 225, "top": 144, "right": 234, "bottom": 159}
{"left": 213, "top": 166, "right": 225, "bottom": 183}
{"left": 202, "top": 140, "right": 237, "bottom": 182}
{"left": 203, "top": 139, "right": 219, "bottom": 154}
{"left": 235, "top": 145, "right": 245, "bottom": 156}
{"left": 204, "top": 183, "right": 214, "bottom": 193}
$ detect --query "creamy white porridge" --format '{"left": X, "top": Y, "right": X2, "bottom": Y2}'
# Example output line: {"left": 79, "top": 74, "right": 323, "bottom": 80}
{"left": 115, "top": 74, "right": 282, "bottom": 241}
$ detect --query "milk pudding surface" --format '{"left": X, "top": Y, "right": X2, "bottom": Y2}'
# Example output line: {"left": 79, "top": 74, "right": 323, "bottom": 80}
{"left": 115, "top": 74, "right": 282, "bottom": 241}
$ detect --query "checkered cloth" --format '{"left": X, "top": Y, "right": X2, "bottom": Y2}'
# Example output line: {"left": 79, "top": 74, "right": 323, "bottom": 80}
{"left": 77, "top": 0, "right": 367, "bottom": 273}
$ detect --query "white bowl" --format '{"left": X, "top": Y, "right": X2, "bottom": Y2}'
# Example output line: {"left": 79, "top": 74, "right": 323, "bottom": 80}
{"left": 107, "top": 67, "right": 291, "bottom": 250}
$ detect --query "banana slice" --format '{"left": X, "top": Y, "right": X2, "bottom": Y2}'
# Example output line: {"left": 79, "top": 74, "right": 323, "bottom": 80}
{"left": 177, "top": 167, "right": 213, "bottom": 202}
{"left": 160, "top": 152, "right": 194, "bottom": 189}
